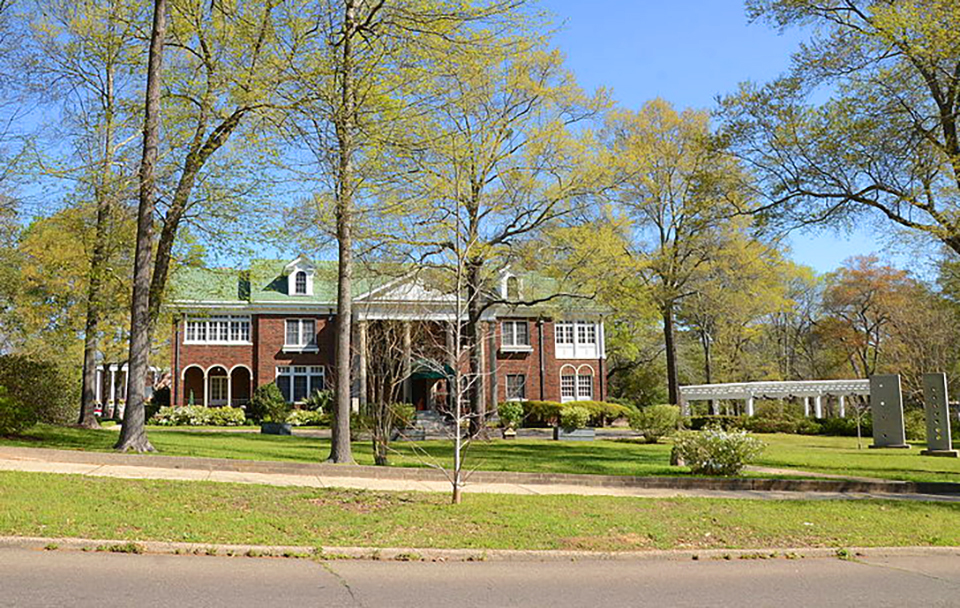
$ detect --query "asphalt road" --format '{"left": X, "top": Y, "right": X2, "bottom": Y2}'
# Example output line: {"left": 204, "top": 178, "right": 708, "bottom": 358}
{"left": 2, "top": 548, "right": 960, "bottom": 607}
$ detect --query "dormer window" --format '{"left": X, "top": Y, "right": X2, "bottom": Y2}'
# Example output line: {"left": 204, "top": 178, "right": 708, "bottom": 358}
{"left": 500, "top": 271, "right": 522, "bottom": 300}
{"left": 284, "top": 254, "right": 315, "bottom": 296}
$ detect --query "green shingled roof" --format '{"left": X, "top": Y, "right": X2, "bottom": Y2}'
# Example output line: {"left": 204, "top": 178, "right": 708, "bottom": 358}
{"left": 168, "top": 258, "right": 604, "bottom": 313}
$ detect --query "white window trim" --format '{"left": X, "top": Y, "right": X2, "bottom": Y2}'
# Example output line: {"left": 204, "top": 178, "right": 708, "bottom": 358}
{"left": 183, "top": 315, "right": 252, "bottom": 346}
{"left": 554, "top": 320, "right": 604, "bottom": 360}
{"left": 283, "top": 318, "right": 318, "bottom": 352}
{"left": 500, "top": 319, "right": 532, "bottom": 352}
{"left": 505, "top": 374, "right": 527, "bottom": 401}
{"left": 560, "top": 365, "right": 594, "bottom": 403}
{"left": 275, "top": 365, "right": 325, "bottom": 403}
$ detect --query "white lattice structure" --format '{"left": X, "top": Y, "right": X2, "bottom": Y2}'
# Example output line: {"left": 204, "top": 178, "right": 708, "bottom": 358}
{"left": 679, "top": 379, "right": 870, "bottom": 417}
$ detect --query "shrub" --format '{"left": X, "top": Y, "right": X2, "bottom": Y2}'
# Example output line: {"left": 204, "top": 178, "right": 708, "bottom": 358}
{"left": 302, "top": 389, "right": 333, "bottom": 413}
{"left": 205, "top": 407, "right": 246, "bottom": 426}
{"left": 559, "top": 405, "right": 590, "bottom": 431}
{"left": 287, "top": 409, "right": 328, "bottom": 427}
{"left": 565, "top": 400, "right": 632, "bottom": 426}
{"left": 629, "top": 404, "right": 680, "bottom": 443}
{"left": 248, "top": 383, "right": 289, "bottom": 423}
{"left": 148, "top": 405, "right": 245, "bottom": 426}
{"left": 817, "top": 416, "right": 870, "bottom": 437}
{"left": 521, "top": 400, "right": 563, "bottom": 426}
{"left": 145, "top": 386, "right": 170, "bottom": 421}
{"left": 391, "top": 403, "right": 416, "bottom": 429}
{"left": 672, "top": 427, "right": 766, "bottom": 476}
{"left": 497, "top": 401, "right": 524, "bottom": 429}
{"left": 0, "top": 354, "right": 76, "bottom": 426}
{"left": 0, "top": 386, "right": 37, "bottom": 435}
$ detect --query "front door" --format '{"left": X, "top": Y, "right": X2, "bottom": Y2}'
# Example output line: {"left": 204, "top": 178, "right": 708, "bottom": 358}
{"left": 209, "top": 375, "right": 228, "bottom": 406}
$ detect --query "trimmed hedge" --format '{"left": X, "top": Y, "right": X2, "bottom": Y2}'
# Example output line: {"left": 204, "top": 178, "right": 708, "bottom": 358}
{"left": 518, "top": 400, "right": 631, "bottom": 427}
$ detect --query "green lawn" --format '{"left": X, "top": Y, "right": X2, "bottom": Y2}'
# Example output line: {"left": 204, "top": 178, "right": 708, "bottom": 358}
{"left": 1, "top": 471, "right": 958, "bottom": 552}
{"left": 2, "top": 425, "right": 960, "bottom": 483}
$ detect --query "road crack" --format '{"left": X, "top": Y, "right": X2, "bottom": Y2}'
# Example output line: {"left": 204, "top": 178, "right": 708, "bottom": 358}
{"left": 319, "top": 561, "right": 366, "bottom": 607}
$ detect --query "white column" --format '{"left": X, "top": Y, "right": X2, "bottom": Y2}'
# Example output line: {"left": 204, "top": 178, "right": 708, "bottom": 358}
{"left": 745, "top": 396, "right": 755, "bottom": 417}
{"left": 109, "top": 367, "right": 117, "bottom": 404}
{"left": 95, "top": 369, "right": 102, "bottom": 403}
{"left": 403, "top": 321, "right": 412, "bottom": 403}
{"left": 838, "top": 395, "right": 846, "bottom": 418}
{"left": 679, "top": 396, "right": 689, "bottom": 417}
{"left": 203, "top": 369, "right": 209, "bottom": 407}
{"left": 227, "top": 370, "right": 232, "bottom": 407}
{"left": 803, "top": 396, "right": 810, "bottom": 417}
{"left": 814, "top": 395, "right": 823, "bottom": 418}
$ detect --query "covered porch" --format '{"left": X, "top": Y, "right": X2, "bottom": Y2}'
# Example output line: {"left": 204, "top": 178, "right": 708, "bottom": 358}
{"left": 180, "top": 364, "right": 252, "bottom": 407}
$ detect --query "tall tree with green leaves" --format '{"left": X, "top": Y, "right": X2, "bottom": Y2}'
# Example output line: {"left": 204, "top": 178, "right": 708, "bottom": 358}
{"left": 395, "top": 40, "right": 607, "bottom": 434}
{"left": 604, "top": 99, "right": 750, "bottom": 407}
{"left": 32, "top": 0, "right": 145, "bottom": 428}
{"left": 722, "top": 0, "right": 960, "bottom": 254}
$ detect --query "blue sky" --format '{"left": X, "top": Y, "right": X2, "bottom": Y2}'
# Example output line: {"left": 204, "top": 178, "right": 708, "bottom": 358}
{"left": 540, "top": 0, "right": 881, "bottom": 274}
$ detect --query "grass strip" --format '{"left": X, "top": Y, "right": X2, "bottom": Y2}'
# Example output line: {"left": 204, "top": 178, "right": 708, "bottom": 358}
{"left": 1, "top": 471, "right": 959, "bottom": 552}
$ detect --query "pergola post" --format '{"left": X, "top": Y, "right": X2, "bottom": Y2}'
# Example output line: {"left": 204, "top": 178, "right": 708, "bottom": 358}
{"left": 814, "top": 395, "right": 823, "bottom": 418}
{"left": 838, "top": 395, "right": 846, "bottom": 418}
{"left": 745, "top": 395, "right": 755, "bottom": 417}
{"left": 803, "top": 396, "right": 810, "bottom": 417}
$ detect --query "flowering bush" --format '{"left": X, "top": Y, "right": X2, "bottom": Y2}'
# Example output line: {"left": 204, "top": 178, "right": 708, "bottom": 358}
{"left": 559, "top": 405, "right": 591, "bottom": 432}
{"left": 672, "top": 427, "right": 765, "bottom": 476}
{"left": 148, "top": 406, "right": 246, "bottom": 426}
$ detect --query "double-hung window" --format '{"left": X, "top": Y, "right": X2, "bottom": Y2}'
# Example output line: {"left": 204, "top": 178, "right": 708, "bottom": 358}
{"left": 284, "top": 319, "right": 317, "bottom": 351}
{"left": 501, "top": 320, "right": 531, "bottom": 351}
{"left": 184, "top": 315, "right": 250, "bottom": 345}
{"left": 555, "top": 320, "right": 599, "bottom": 359}
{"left": 560, "top": 374, "right": 577, "bottom": 401}
{"left": 276, "top": 366, "right": 325, "bottom": 402}
{"left": 560, "top": 369, "right": 594, "bottom": 403}
{"left": 505, "top": 374, "right": 526, "bottom": 401}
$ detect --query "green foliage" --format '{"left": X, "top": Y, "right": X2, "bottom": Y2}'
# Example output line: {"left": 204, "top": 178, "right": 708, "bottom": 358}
{"left": 391, "top": 403, "right": 416, "bottom": 429}
{"left": 673, "top": 427, "right": 765, "bottom": 476}
{"left": 688, "top": 415, "right": 749, "bottom": 431}
{"left": 145, "top": 386, "right": 170, "bottom": 421}
{"left": 559, "top": 406, "right": 590, "bottom": 432}
{"left": 287, "top": 409, "right": 328, "bottom": 427}
{"left": 519, "top": 400, "right": 629, "bottom": 427}
{"left": 148, "top": 406, "right": 246, "bottom": 427}
{"left": 0, "top": 386, "right": 37, "bottom": 436}
{"left": 0, "top": 354, "right": 76, "bottom": 426}
{"left": 629, "top": 404, "right": 680, "bottom": 444}
{"left": 904, "top": 408, "right": 926, "bottom": 442}
{"left": 302, "top": 389, "right": 333, "bottom": 413}
{"left": 248, "top": 383, "right": 289, "bottom": 423}
{"left": 497, "top": 401, "right": 524, "bottom": 429}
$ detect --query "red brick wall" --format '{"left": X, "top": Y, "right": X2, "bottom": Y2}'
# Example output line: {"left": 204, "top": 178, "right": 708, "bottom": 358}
{"left": 172, "top": 318, "right": 255, "bottom": 405}
{"left": 254, "top": 314, "right": 336, "bottom": 391}
{"left": 493, "top": 318, "right": 604, "bottom": 404}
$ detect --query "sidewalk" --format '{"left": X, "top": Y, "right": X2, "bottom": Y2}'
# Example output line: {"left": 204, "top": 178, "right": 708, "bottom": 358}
{"left": 1, "top": 445, "right": 957, "bottom": 502}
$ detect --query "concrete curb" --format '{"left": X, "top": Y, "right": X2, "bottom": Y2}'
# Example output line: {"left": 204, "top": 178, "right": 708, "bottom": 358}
{"left": 2, "top": 446, "right": 958, "bottom": 496}
{"left": 2, "top": 535, "right": 959, "bottom": 563}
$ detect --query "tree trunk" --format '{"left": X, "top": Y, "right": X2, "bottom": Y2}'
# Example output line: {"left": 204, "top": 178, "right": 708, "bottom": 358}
{"left": 327, "top": 0, "right": 357, "bottom": 464}
{"left": 114, "top": 0, "right": 166, "bottom": 453}
{"left": 663, "top": 302, "right": 680, "bottom": 406}
{"left": 465, "top": 258, "right": 485, "bottom": 437}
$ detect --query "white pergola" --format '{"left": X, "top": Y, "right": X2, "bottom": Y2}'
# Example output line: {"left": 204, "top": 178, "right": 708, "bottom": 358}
{"left": 679, "top": 379, "right": 871, "bottom": 417}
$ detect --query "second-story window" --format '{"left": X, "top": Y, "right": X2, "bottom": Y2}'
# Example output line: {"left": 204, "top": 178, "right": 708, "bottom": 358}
{"left": 295, "top": 271, "right": 307, "bottom": 295}
{"left": 284, "top": 318, "right": 317, "bottom": 349}
{"left": 184, "top": 315, "right": 250, "bottom": 345}
{"left": 501, "top": 320, "right": 530, "bottom": 348}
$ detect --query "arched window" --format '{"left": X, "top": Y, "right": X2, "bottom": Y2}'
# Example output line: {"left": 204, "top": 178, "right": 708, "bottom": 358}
{"left": 295, "top": 271, "right": 307, "bottom": 295}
